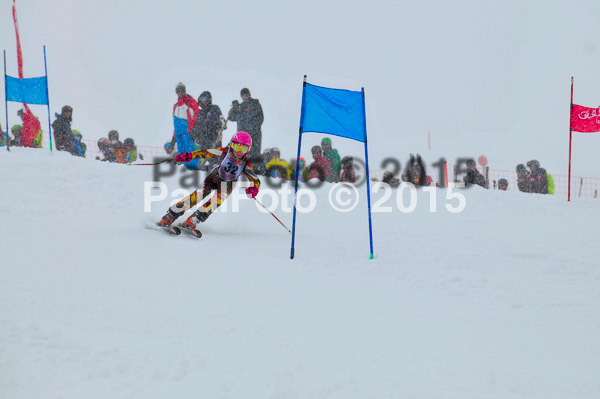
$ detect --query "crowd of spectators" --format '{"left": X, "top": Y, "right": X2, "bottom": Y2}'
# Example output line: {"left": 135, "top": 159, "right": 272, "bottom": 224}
{"left": 3, "top": 84, "right": 556, "bottom": 196}
{"left": 96, "top": 130, "right": 142, "bottom": 164}
{"left": 1, "top": 103, "right": 143, "bottom": 164}
{"left": 515, "top": 160, "right": 554, "bottom": 194}
{"left": 258, "top": 137, "right": 356, "bottom": 184}
{"left": 165, "top": 84, "right": 265, "bottom": 173}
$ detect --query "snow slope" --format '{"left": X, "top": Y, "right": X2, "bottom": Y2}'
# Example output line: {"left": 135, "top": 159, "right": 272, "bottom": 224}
{"left": 1, "top": 149, "right": 599, "bottom": 399}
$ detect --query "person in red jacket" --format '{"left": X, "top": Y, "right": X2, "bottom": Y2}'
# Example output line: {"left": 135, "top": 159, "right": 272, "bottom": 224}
{"left": 17, "top": 105, "right": 42, "bottom": 148}
{"left": 172, "top": 82, "right": 200, "bottom": 169}
{"left": 308, "top": 145, "right": 331, "bottom": 181}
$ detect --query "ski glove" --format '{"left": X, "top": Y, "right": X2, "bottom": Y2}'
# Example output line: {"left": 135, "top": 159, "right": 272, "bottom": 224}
{"left": 174, "top": 152, "right": 193, "bottom": 163}
{"left": 246, "top": 186, "right": 259, "bottom": 199}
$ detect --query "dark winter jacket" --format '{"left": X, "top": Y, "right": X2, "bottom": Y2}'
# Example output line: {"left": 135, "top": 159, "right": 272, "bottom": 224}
{"left": 97, "top": 148, "right": 117, "bottom": 163}
{"left": 383, "top": 175, "right": 401, "bottom": 186}
{"left": 192, "top": 103, "right": 223, "bottom": 149}
{"left": 229, "top": 97, "right": 263, "bottom": 157}
{"left": 52, "top": 113, "right": 75, "bottom": 154}
{"left": 530, "top": 168, "right": 548, "bottom": 194}
{"left": 463, "top": 168, "right": 486, "bottom": 188}
{"left": 405, "top": 156, "right": 428, "bottom": 186}
{"left": 517, "top": 172, "right": 532, "bottom": 193}
{"left": 341, "top": 165, "right": 356, "bottom": 183}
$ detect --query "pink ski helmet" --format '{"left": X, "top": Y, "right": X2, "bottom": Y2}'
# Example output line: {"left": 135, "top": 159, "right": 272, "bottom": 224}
{"left": 230, "top": 131, "right": 252, "bottom": 157}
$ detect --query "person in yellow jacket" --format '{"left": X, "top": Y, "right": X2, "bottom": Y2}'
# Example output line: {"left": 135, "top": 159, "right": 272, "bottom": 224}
{"left": 266, "top": 147, "right": 293, "bottom": 179}
{"left": 547, "top": 174, "right": 555, "bottom": 195}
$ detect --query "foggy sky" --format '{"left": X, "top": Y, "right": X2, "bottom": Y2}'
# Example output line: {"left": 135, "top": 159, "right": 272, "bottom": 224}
{"left": 2, "top": 0, "right": 600, "bottom": 175}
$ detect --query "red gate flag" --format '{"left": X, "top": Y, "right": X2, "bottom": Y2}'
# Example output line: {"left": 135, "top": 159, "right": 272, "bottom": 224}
{"left": 13, "top": 0, "right": 24, "bottom": 78}
{"left": 570, "top": 104, "right": 600, "bottom": 133}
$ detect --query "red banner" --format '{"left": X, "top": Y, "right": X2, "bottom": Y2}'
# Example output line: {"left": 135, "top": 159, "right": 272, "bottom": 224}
{"left": 570, "top": 104, "right": 600, "bottom": 133}
{"left": 12, "top": 0, "right": 23, "bottom": 79}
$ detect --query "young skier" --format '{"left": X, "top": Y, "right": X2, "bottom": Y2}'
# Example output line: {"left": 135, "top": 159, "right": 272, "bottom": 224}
{"left": 156, "top": 131, "right": 260, "bottom": 237}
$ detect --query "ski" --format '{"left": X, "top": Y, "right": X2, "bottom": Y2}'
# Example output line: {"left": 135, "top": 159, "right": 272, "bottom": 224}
{"left": 162, "top": 225, "right": 181, "bottom": 236}
{"left": 178, "top": 224, "right": 203, "bottom": 239}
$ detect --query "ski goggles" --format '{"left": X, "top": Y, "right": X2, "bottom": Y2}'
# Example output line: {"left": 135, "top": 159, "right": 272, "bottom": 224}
{"left": 231, "top": 142, "right": 250, "bottom": 154}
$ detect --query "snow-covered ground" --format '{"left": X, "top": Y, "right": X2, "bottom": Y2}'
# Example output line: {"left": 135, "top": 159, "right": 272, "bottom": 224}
{"left": 1, "top": 148, "right": 599, "bottom": 399}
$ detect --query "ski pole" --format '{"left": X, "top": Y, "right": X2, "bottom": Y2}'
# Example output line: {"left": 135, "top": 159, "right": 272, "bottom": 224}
{"left": 253, "top": 197, "right": 291, "bottom": 234}
{"left": 128, "top": 158, "right": 173, "bottom": 166}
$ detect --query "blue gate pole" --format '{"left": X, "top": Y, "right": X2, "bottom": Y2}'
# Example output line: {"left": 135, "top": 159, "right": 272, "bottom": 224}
{"left": 362, "top": 88, "right": 374, "bottom": 259}
{"left": 43, "top": 46, "right": 52, "bottom": 152}
{"left": 290, "top": 75, "right": 307, "bottom": 259}
{"left": 4, "top": 50, "right": 9, "bottom": 152}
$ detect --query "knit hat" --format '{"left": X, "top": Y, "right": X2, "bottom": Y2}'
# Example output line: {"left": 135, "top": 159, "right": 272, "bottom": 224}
{"left": 198, "top": 91, "right": 212, "bottom": 104}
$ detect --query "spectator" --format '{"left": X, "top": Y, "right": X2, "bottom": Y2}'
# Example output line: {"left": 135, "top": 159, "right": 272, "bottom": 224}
{"left": 107, "top": 130, "right": 128, "bottom": 163}
{"left": 52, "top": 105, "right": 75, "bottom": 154}
{"left": 516, "top": 164, "right": 531, "bottom": 193}
{"left": 172, "top": 82, "right": 200, "bottom": 169}
{"left": 194, "top": 91, "right": 224, "bottom": 171}
{"left": 383, "top": 171, "right": 401, "bottom": 186}
{"left": 0, "top": 122, "right": 6, "bottom": 146}
{"left": 308, "top": 145, "right": 330, "bottom": 181}
{"left": 10, "top": 125, "right": 24, "bottom": 147}
{"left": 229, "top": 88, "right": 264, "bottom": 170}
{"left": 405, "top": 154, "right": 428, "bottom": 186}
{"left": 96, "top": 137, "right": 117, "bottom": 162}
{"left": 321, "top": 137, "right": 341, "bottom": 182}
{"left": 463, "top": 159, "right": 486, "bottom": 188}
{"left": 192, "top": 91, "right": 223, "bottom": 150}
{"left": 124, "top": 138, "right": 141, "bottom": 163}
{"left": 527, "top": 160, "right": 548, "bottom": 194}
{"left": 71, "top": 130, "right": 87, "bottom": 157}
{"left": 266, "top": 147, "right": 292, "bottom": 179}
{"left": 262, "top": 148, "right": 272, "bottom": 164}
{"left": 256, "top": 147, "right": 273, "bottom": 175}
{"left": 291, "top": 157, "right": 309, "bottom": 182}
{"left": 498, "top": 178, "right": 508, "bottom": 191}
{"left": 17, "top": 105, "right": 43, "bottom": 148}
{"left": 547, "top": 173, "right": 555, "bottom": 195}
{"left": 340, "top": 156, "right": 356, "bottom": 183}
{"left": 164, "top": 140, "right": 176, "bottom": 155}
{"left": 108, "top": 130, "right": 123, "bottom": 149}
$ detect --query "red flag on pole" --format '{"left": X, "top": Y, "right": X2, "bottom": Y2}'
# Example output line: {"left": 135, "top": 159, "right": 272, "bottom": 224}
{"left": 570, "top": 104, "right": 600, "bottom": 133}
{"left": 12, "top": 0, "right": 24, "bottom": 79}
{"left": 568, "top": 77, "right": 600, "bottom": 202}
